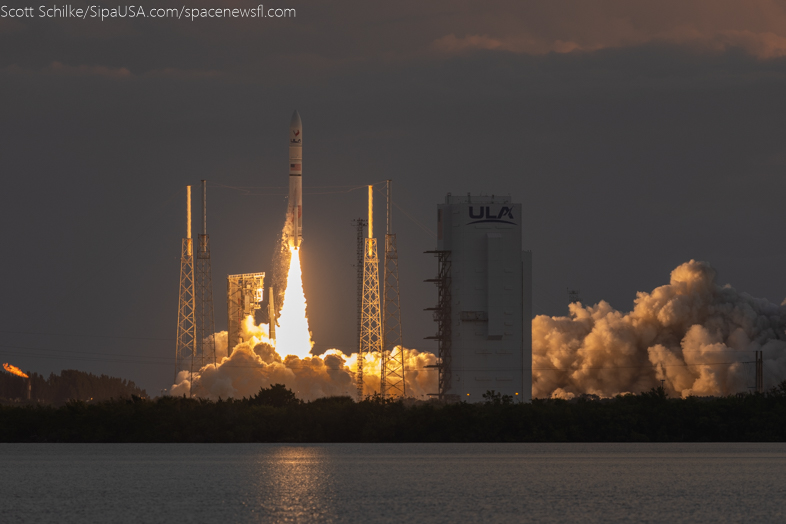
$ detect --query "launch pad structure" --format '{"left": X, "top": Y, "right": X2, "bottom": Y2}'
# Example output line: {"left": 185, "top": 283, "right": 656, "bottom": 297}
{"left": 175, "top": 186, "right": 197, "bottom": 383}
{"left": 227, "top": 273, "right": 266, "bottom": 357}
{"left": 357, "top": 186, "right": 383, "bottom": 399}
{"left": 356, "top": 181, "right": 406, "bottom": 400}
{"left": 425, "top": 250, "right": 452, "bottom": 400}
{"left": 196, "top": 180, "right": 217, "bottom": 368}
{"left": 176, "top": 182, "right": 218, "bottom": 387}
{"left": 428, "top": 194, "right": 532, "bottom": 403}
{"left": 382, "top": 180, "right": 405, "bottom": 398}
{"left": 353, "top": 217, "right": 366, "bottom": 392}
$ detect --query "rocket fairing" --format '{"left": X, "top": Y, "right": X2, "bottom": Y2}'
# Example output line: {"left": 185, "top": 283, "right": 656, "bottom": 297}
{"left": 288, "top": 110, "right": 303, "bottom": 248}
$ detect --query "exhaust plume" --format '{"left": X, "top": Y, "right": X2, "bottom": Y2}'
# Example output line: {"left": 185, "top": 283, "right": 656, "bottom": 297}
{"left": 275, "top": 246, "right": 314, "bottom": 360}
{"left": 170, "top": 316, "right": 437, "bottom": 400}
{"left": 534, "top": 260, "right": 786, "bottom": 399}
{"left": 3, "top": 363, "right": 28, "bottom": 378}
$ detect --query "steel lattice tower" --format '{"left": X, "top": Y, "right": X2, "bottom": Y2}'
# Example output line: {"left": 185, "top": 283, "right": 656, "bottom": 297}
{"left": 425, "top": 250, "right": 451, "bottom": 399}
{"left": 196, "top": 180, "right": 216, "bottom": 369}
{"left": 353, "top": 218, "right": 366, "bottom": 394}
{"left": 175, "top": 186, "right": 197, "bottom": 385}
{"left": 358, "top": 186, "right": 382, "bottom": 399}
{"left": 382, "top": 180, "right": 405, "bottom": 399}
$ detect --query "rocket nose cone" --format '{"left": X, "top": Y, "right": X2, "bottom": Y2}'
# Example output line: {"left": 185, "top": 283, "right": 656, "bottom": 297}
{"left": 290, "top": 110, "right": 302, "bottom": 128}
{"left": 290, "top": 110, "right": 302, "bottom": 143}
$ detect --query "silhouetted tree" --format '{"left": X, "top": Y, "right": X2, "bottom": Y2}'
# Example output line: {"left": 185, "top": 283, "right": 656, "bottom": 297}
{"left": 249, "top": 384, "right": 300, "bottom": 407}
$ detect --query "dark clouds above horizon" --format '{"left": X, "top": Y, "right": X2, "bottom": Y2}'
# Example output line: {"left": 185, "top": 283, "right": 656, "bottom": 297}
{"left": 3, "top": 0, "right": 786, "bottom": 394}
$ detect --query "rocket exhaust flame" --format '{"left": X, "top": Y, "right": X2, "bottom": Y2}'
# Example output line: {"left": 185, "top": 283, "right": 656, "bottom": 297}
{"left": 275, "top": 246, "right": 314, "bottom": 360}
{"left": 3, "top": 363, "right": 28, "bottom": 379}
{"left": 168, "top": 110, "right": 440, "bottom": 400}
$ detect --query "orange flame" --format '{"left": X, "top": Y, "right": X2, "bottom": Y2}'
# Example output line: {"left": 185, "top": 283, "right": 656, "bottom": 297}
{"left": 3, "top": 363, "right": 28, "bottom": 378}
{"left": 275, "top": 246, "right": 314, "bottom": 359}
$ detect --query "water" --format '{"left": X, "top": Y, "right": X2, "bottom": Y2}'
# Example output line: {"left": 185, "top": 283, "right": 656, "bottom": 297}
{"left": 2, "top": 443, "right": 785, "bottom": 523}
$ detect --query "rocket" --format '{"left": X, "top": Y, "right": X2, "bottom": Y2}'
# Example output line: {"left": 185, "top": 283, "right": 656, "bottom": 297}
{"left": 288, "top": 110, "right": 303, "bottom": 248}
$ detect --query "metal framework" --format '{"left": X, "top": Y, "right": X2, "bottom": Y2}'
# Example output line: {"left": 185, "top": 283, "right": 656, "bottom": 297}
{"left": 175, "top": 187, "right": 196, "bottom": 384}
{"left": 353, "top": 218, "right": 366, "bottom": 396}
{"left": 382, "top": 180, "right": 405, "bottom": 399}
{"left": 358, "top": 186, "right": 383, "bottom": 399}
{"left": 196, "top": 180, "right": 216, "bottom": 368}
{"left": 227, "top": 273, "right": 265, "bottom": 356}
{"left": 359, "top": 238, "right": 383, "bottom": 398}
{"left": 425, "top": 250, "right": 452, "bottom": 400}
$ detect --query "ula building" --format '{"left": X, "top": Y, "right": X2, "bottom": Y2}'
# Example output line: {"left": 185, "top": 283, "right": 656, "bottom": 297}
{"left": 427, "top": 194, "right": 532, "bottom": 402}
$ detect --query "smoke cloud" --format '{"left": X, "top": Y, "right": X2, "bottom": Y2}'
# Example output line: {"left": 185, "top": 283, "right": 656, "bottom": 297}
{"left": 170, "top": 316, "right": 437, "bottom": 401}
{"left": 534, "top": 260, "right": 786, "bottom": 399}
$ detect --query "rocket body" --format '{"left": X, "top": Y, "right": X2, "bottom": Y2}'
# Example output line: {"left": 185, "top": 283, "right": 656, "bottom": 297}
{"left": 288, "top": 110, "right": 303, "bottom": 247}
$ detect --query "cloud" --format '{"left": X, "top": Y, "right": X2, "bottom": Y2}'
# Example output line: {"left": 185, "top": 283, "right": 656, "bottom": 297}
{"left": 533, "top": 260, "right": 786, "bottom": 399}
{"left": 430, "top": 0, "right": 786, "bottom": 60}
{"left": 47, "top": 61, "right": 132, "bottom": 78}
{"left": 433, "top": 34, "right": 590, "bottom": 55}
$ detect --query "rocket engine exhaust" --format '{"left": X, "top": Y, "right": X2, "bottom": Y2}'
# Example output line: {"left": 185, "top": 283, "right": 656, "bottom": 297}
{"left": 167, "top": 110, "right": 442, "bottom": 401}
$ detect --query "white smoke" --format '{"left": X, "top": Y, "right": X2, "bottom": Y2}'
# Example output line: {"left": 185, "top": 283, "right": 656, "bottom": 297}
{"left": 534, "top": 260, "right": 786, "bottom": 399}
{"left": 170, "top": 316, "right": 437, "bottom": 401}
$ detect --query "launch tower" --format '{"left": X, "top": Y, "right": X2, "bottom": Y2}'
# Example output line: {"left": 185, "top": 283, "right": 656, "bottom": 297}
{"left": 357, "top": 186, "right": 383, "bottom": 398}
{"left": 175, "top": 186, "right": 197, "bottom": 383}
{"left": 354, "top": 217, "right": 366, "bottom": 379}
{"left": 196, "top": 180, "right": 217, "bottom": 368}
{"left": 227, "top": 273, "right": 266, "bottom": 357}
{"left": 382, "top": 180, "right": 405, "bottom": 398}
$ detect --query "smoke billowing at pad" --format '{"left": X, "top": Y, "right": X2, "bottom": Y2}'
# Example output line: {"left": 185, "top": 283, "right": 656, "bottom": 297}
{"left": 534, "top": 260, "right": 786, "bottom": 399}
{"left": 170, "top": 316, "right": 437, "bottom": 400}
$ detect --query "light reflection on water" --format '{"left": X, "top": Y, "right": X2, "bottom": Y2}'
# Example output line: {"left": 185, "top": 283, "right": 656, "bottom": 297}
{"left": 1, "top": 443, "right": 785, "bottom": 523}
{"left": 254, "top": 446, "right": 336, "bottom": 522}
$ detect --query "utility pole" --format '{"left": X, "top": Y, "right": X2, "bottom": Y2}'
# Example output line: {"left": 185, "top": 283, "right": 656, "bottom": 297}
{"left": 756, "top": 350, "right": 763, "bottom": 393}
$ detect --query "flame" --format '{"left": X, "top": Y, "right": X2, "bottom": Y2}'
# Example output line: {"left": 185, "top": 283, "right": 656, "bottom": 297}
{"left": 275, "top": 246, "right": 314, "bottom": 359}
{"left": 3, "top": 363, "right": 28, "bottom": 378}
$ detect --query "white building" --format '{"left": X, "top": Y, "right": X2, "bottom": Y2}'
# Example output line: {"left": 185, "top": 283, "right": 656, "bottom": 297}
{"left": 434, "top": 194, "right": 532, "bottom": 402}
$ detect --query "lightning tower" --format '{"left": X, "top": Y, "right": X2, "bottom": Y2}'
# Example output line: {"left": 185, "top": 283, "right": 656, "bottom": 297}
{"left": 175, "top": 186, "right": 197, "bottom": 384}
{"left": 353, "top": 217, "right": 366, "bottom": 394}
{"left": 382, "top": 180, "right": 405, "bottom": 398}
{"left": 196, "top": 180, "right": 216, "bottom": 368}
{"left": 358, "top": 186, "right": 382, "bottom": 399}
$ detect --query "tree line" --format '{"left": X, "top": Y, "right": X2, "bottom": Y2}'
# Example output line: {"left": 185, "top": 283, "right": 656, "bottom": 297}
{"left": 0, "top": 369, "right": 147, "bottom": 405}
{"left": 2, "top": 382, "right": 786, "bottom": 442}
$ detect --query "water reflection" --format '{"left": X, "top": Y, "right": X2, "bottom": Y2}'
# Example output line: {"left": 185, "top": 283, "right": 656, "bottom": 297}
{"left": 253, "top": 446, "right": 337, "bottom": 523}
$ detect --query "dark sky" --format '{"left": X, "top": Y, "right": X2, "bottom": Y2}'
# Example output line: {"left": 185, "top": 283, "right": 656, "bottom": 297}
{"left": 3, "top": 0, "right": 786, "bottom": 394}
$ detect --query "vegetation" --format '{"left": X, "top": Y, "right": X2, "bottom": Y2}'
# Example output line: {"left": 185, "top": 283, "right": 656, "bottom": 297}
{"left": 2, "top": 383, "right": 786, "bottom": 443}
{"left": 0, "top": 369, "right": 147, "bottom": 405}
